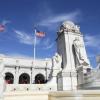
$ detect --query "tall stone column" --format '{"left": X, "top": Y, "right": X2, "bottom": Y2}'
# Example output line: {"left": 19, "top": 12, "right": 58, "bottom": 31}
{"left": 15, "top": 66, "right": 19, "bottom": 84}
{"left": 15, "top": 60, "right": 19, "bottom": 84}
{"left": 31, "top": 61, "right": 35, "bottom": 84}
{"left": 31, "top": 67, "right": 34, "bottom": 84}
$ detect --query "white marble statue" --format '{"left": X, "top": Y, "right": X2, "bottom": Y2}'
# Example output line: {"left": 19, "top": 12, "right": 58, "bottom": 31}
{"left": 53, "top": 53, "right": 62, "bottom": 70}
{"left": 59, "top": 21, "right": 80, "bottom": 33}
{"left": 73, "top": 38, "right": 89, "bottom": 66}
{"left": 47, "top": 53, "right": 62, "bottom": 89}
{"left": 0, "top": 59, "right": 5, "bottom": 100}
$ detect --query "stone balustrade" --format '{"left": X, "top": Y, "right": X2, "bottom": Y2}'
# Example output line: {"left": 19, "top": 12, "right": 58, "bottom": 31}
{"left": 6, "top": 84, "right": 56, "bottom": 92}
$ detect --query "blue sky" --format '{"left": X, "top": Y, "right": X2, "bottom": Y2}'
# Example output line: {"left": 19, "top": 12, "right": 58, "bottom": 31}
{"left": 0, "top": 0, "right": 100, "bottom": 68}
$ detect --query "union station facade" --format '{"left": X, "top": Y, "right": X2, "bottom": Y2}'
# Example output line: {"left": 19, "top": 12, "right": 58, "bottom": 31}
{"left": 3, "top": 56, "right": 52, "bottom": 84}
{"left": 1, "top": 21, "right": 99, "bottom": 91}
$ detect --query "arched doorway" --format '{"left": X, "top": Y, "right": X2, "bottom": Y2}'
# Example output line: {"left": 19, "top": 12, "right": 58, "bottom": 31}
{"left": 19, "top": 73, "right": 30, "bottom": 84}
{"left": 35, "top": 73, "right": 45, "bottom": 84}
{"left": 5, "top": 72, "right": 14, "bottom": 84}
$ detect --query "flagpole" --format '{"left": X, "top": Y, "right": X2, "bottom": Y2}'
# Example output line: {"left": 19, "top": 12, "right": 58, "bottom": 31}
{"left": 34, "top": 29, "right": 37, "bottom": 65}
{"left": 32, "top": 28, "right": 37, "bottom": 84}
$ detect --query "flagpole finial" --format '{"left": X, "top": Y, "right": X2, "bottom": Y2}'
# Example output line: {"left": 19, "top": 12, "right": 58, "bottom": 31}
{"left": 33, "top": 24, "right": 38, "bottom": 30}
{"left": 33, "top": 26, "right": 36, "bottom": 30}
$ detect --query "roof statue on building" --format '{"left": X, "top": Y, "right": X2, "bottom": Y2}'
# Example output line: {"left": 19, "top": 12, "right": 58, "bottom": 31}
{"left": 59, "top": 21, "right": 80, "bottom": 33}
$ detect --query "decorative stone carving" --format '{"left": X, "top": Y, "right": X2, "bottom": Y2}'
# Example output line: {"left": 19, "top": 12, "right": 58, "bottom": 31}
{"left": 59, "top": 21, "right": 80, "bottom": 33}
{"left": 0, "top": 59, "right": 5, "bottom": 100}
{"left": 73, "top": 38, "right": 89, "bottom": 67}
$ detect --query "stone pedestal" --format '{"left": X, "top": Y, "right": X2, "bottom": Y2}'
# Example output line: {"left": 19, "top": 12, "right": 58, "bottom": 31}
{"left": 57, "top": 70, "right": 77, "bottom": 91}
{"left": 47, "top": 69, "right": 61, "bottom": 91}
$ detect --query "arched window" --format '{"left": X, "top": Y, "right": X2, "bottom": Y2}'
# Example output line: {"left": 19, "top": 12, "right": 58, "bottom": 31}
{"left": 35, "top": 73, "right": 45, "bottom": 84}
{"left": 5, "top": 72, "right": 14, "bottom": 84}
{"left": 19, "top": 73, "right": 30, "bottom": 84}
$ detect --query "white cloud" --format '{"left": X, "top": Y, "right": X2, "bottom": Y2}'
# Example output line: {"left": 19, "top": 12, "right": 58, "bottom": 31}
{"left": 84, "top": 34, "right": 100, "bottom": 47}
{"left": 0, "top": 53, "right": 33, "bottom": 59}
{"left": 14, "top": 30, "right": 54, "bottom": 49}
{"left": 14, "top": 30, "right": 35, "bottom": 45}
{"left": 0, "top": 52, "right": 33, "bottom": 59}
{"left": 84, "top": 34, "right": 100, "bottom": 61}
{"left": 43, "top": 38, "right": 50, "bottom": 46}
{"left": 45, "top": 43, "right": 54, "bottom": 49}
{"left": 42, "top": 38, "right": 55, "bottom": 50}
{"left": 38, "top": 10, "right": 81, "bottom": 27}
{"left": 2, "top": 20, "right": 11, "bottom": 25}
